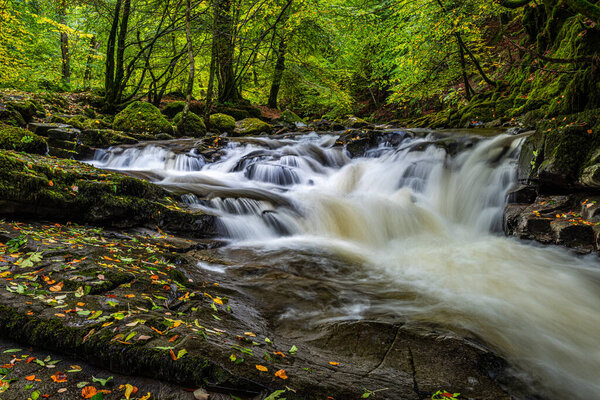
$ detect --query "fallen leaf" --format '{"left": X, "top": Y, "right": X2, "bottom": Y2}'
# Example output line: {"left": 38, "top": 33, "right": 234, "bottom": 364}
{"left": 51, "top": 372, "right": 68, "bottom": 383}
{"left": 193, "top": 388, "right": 209, "bottom": 400}
{"left": 49, "top": 282, "right": 64, "bottom": 292}
{"left": 170, "top": 349, "right": 177, "bottom": 361}
{"left": 329, "top": 362, "right": 340, "bottom": 366}
{"left": 275, "top": 369, "right": 288, "bottom": 379}
{"left": 25, "top": 375, "right": 36, "bottom": 381}
{"left": 256, "top": 365, "right": 268, "bottom": 372}
{"left": 81, "top": 386, "right": 98, "bottom": 398}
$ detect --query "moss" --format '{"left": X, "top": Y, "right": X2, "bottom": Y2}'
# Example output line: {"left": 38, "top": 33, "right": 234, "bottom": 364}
{"left": 281, "top": 109, "right": 303, "bottom": 124}
{"left": 234, "top": 118, "right": 273, "bottom": 136}
{"left": 79, "top": 129, "right": 138, "bottom": 147}
{"left": 162, "top": 101, "right": 186, "bottom": 119}
{"left": 0, "top": 124, "right": 48, "bottom": 154}
{"left": 7, "top": 100, "right": 37, "bottom": 122}
{"left": 67, "top": 115, "right": 108, "bottom": 131}
{"left": 0, "top": 109, "right": 26, "bottom": 127}
{"left": 209, "top": 113, "right": 236, "bottom": 132}
{"left": 114, "top": 102, "right": 174, "bottom": 135}
{"left": 173, "top": 112, "right": 206, "bottom": 137}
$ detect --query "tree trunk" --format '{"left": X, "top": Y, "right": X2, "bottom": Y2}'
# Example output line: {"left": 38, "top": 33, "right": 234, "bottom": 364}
{"left": 214, "top": 0, "right": 239, "bottom": 103}
{"left": 183, "top": 0, "right": 195, "bottom": 118}
{"left": 84, "top": 36, "right": 98, "bottom": 89}
{"left": 104, "top": 0, "right": 122, "bottom": 110}
{"left": 59, "top": 3, "right": 70, "bottom": 85}
{"left": 268, "top": 34, "right": 287, "bottom": 108}
{"left": 114, "top": 0, "right": 132, "bottom": 104}
{"left": 456, "top": 34, "right": 473, "bottom": 99}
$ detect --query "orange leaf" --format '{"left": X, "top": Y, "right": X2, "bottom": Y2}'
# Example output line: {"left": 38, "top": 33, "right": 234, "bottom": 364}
{"left": 49, "top": 282, "right": 64, "bottom": 292}
{"left": 81, "top": 386, "right": 98, "bottom": 398}
{"left": 25, "top": 375, "right": 36, "bottom": 381}
{"left": 51, "top": 372, "right": 68, "bottom": 383}
{"left": 255, "top": 365, "right": 268, "bottom": 372}
{"left": 48, "top": 180, "right": 54, "bottom": 187}
{"left": 169, "top": 335, "right": 179, "bottom": 342}
{"left": 170, "top": 349, "right": 177, "bottom": 361}
{"left": 275, "top": 369, "right": 288, "bottom": 379}
{"left": 329, "top": 361, "right": 340, "bottom": 366}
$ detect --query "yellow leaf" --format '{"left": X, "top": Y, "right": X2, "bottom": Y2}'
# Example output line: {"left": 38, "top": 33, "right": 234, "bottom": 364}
{"left": 255, "top": 365, "right": 268, "bottom": 372}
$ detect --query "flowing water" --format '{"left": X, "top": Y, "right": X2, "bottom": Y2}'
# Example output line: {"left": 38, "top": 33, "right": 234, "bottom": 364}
{"left": 91, "top": 131, "right": 600, "bottom": 399}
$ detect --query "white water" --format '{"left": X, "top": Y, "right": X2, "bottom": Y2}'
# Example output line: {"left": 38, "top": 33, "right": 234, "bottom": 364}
{"left": 91, "top": 132, "right": 600, "bottom": 399}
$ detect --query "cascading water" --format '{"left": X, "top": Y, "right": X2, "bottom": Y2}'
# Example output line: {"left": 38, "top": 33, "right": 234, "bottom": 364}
{"left": 90, "top": 131, "right": 600, "bottom": 399}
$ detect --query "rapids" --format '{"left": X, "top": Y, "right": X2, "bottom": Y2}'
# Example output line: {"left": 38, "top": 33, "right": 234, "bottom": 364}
{"left": 90, "top": 130, "right": 600, "bottom": 399}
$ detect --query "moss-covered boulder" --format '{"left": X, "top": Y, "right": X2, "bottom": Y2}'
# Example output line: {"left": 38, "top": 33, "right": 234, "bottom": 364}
{"left": 79, "top": 129, "right": 138, "bottom": 147}
{"left": 234, "top": 118, "right": 273, "bottom": 136}
{"left": 113, "top": 101, "right": 173, "bottom": 135}
{"left": 209, "top": 113, "right": 236, "bottom": 133}
{"left": 281, "top": 109, "right": 303, "bottom": 124}
{"left": 342, "top": 116, "right": 373, "bottom": 129}
{"left": 0, "top": 125, "right": 48, "bottom": 155}
{"left": 0, "top": 108, "right": 26, "bottom": 127}
{"left": 66, "top": 115, "right": 108, "bottom": 131}
{"left": 0, "top": 150, "right": 215, "bottom": 235}
{"left": 173, "top": 111, "right": 206, "bottom": 137}
{"left": 162, "top": 101, "right": 186, "bottom": 119}
{"left": 6, "top": 100, "right": 38, "bottom": 122}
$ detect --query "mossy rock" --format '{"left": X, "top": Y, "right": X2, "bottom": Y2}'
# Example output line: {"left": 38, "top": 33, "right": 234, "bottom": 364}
{"left": 79, "top": 129, "right": 138, "bottom": 147}
{"left": 162, "top": 101, "right": 186, "bottom": 119}
{"left": 0, "top": 150, "right": 216, "bottom": 235}
{"left": 40, "top": 92, "right": 68, "bottom": 111}
{"left": 114, "top": 102, "right": 174, "bottom": 135}
{"left": 342, "top": 116, "right": 373, "bottom": 129}
{"left": 6, "top": 100, "right": 37, "bottom": 122}
{"left": 234, "top": 118, "right": 273, "bottom": 136}
{"left": 67, "top": 115, "right": 108, "bottom": 131}
{"left": 209, "top": 113, "right": 236, "bottom": 133}
{"left": 173, "top": 111, "right": 206, "bottom": 137}
{"left": 0, "top": 108, "right": 26, "bottom": 127}
{"left": 281, "top": 109, "right": 303, "bottom": 124}
{"left": 0, "top": 125, "right": 48, "bottom": 155}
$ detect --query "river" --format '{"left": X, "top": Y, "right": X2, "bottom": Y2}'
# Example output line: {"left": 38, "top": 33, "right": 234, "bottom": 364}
{"left": 90, "top": 130, "right": 600, "bottom": 399}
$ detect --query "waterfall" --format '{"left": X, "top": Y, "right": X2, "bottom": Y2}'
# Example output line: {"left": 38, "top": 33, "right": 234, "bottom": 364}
{"left": 88, "top": 131, "right": 600, "bottom": 400}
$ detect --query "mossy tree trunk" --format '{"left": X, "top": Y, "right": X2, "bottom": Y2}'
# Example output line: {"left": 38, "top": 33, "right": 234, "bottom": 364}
{"left": 59, "top": 1, "right": 70, "bottom": 85}
{"left": 268, "top": 31, "right": 288, "bottom": 108}
{"left": 214, "top": 0, "right": 240, "bottom": 104}
{"left": 183, "top": 0, "right": 195, "bottom": 119}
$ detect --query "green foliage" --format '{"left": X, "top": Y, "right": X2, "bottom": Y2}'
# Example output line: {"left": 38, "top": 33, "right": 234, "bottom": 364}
{"left": 173, "top": 112, "right": 206, "bottom": 137}
{"left": 209, "top": 113, "right": 236, "bottom": 132}
{"left": 0, "top": 125, "right": 47, "bottom": 154}
{"left": 113, "top": 102, "right": 173, "bottom": 135}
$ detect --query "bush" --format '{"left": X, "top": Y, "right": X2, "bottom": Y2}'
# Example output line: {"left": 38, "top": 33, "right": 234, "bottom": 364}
{"left": 0, "top": 124, "right": 47, "bottom": 154}
{"left": 209, "top": 113, "right": 236, "bottom": 132}
{"left": 113, "top": 102, "right": 173, "bottom": 135}
{"left": 173, "top": 112, "right": 206, "bottom": 137}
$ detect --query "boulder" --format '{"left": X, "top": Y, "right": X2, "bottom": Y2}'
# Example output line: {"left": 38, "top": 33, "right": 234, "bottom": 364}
{"left": 281, "top": 109, "right": 303, "bottom": 124}
{"left": 342, "top": 116, "right": 374, "bottom": 129}
{"left": 209, "top": 113, "right": 236, "bottom": 133}
{"left": 113, "top": 101, "right": 174, "bottom": 135}
{"left": 0, "top": 107, "right": 25, "bottom": 127}
{"left": 173, "top": 111, "right": 206, "bottom": 137}
{"left": 234, "top": 118, "right": 273, "bottom": 136}
{"left": 0, "top": 150, "right": 216, "bottom": 236}
{"left": 29, "top": 123, "right": 72, "bottom": 136}
{"left": 79, "top": 129, "right": 138, "bottom": 147}
{"left": 0, "top": 125, "right": 47, "bottom": 155}
{"left": 161, "top": 101, "right": 185, "bottom": 119}
{"left": 507, "top": 185, "right": 537, "bottom": 204}
{"left": 6, "top": 100, "right": 37, "bottom": 122}
{"left": 335, "top": 129, "right": 379, "bottom": 157}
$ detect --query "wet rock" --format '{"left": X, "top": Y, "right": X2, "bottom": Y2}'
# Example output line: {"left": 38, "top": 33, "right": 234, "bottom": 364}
{"left": 507, "top": 185, "right": 537, "bottom": 204}
{"left": 551, "top": 220, "right": 595, "bottom": 249}
{"left": 46, "top": 127, "right": 80, "bottom": 141}
{"left": 79, "top": 129, "right": 138, "bottom": 147}
{"left": 29, "top": 123, "right": 72, "bottom": 136}
{"left": 0, "top": 125, "right": 48, "bottom": 155}
{"left": 342, "top": 116, "right": 374, "bottom": 129}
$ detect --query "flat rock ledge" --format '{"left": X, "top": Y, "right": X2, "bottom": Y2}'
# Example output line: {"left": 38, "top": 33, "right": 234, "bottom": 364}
{"left": 0, "top": 220, "right": 524, "bottom": 400}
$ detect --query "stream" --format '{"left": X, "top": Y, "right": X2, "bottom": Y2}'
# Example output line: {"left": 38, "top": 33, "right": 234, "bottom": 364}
{"left": 90, "top": 130, "right": 600, "bottom": 400}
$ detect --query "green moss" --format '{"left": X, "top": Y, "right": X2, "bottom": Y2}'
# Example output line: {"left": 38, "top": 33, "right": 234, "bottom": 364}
{"left": 281, "top": 109, "right": 303, "bottom": 124}
{"left": 162, "top": 101, "right": 186, "bottom": 119}
{"left": 173, "top": 112, "right": 206, "bottom": 137}
{"left": 7, "top": 100, "right": 37, "bottom": 122}
{"left": 0, "top": 109, "right": 26, "bottom": 127}
{"left": 209, "top": 113, "right": 236, "bottom": 132}
{"left": 234, "top": 118, "right": 273, "bottom": 136}
{"left": 67, "top": 115, "right": 108, "bottom": 131}
{"left": 114, "top": 102, "right": 174, "bottom": 135}
{"left": 79, "top": 129, "right": 138, "bottom": 147}
{"left": 0, "top": 125, "right": 47, "bottom": 154}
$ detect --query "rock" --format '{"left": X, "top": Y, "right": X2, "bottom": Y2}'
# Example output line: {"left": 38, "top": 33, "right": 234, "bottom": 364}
{"left": 29, "top": 123, "right": 72, "bottom": 136}
{"left": 342, "top": 116, "right": 374, "bottom": 129}
{"left": 113, "top": 101, "right": 174, "bottom": 135}
{"left": 580, "top": 163, "right": 600, "bottom": 188}
{"left": 79, "top": 129, "right": 138, "bottom": 147}
{"left": 281, "top": 109, "right": 303, "bottom": 124}
{"left": 551, "top": 220, "right": 595, "bottom": 249}
{"left": 6, "top": 100, "right": 37, "bottom": 122}
{"left": 161, "top": 101, "right": 185, "bottom": 119}
{"left": 234, "top": 118, "right": 273, "bottom": 136}
{"left": 173, "top": 111, "right": 206, "bottom": 137}
{"left": 46, "top": 127, "right": 80, "bottom": 141}
{"left": 310, "top": 119, "right": 345, "bottom": 131}
{"left": 209, "top": 113, "right": 236, "bottom": 133}
{"left": 0, "top": 107, "right": 25, "bottom": 127}
{"left": 0, "top": 150, "right": 216, "bottom": 236}
{"left": 0, "top": 124, "right": 47, "bottom": 155}
{"left": 507, "top": 185, "right": 537, "bottom": 204}
{"left": 335, "top": 129, "right": 379, "bottom": 157}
